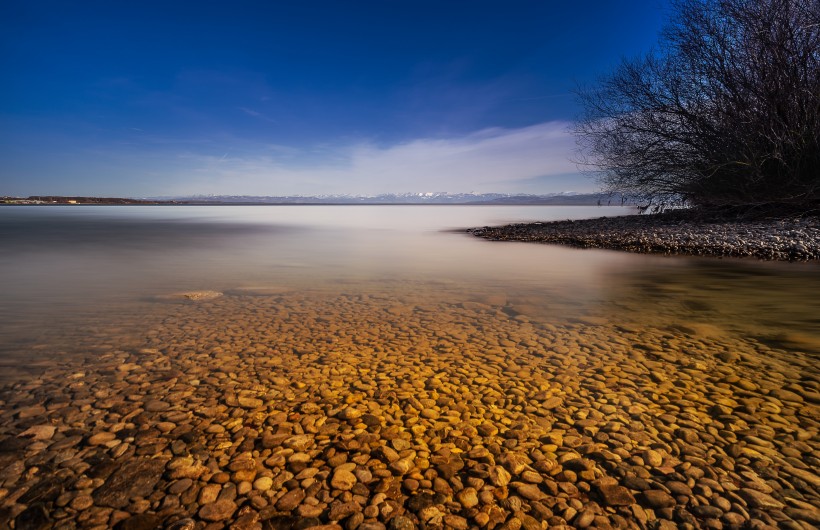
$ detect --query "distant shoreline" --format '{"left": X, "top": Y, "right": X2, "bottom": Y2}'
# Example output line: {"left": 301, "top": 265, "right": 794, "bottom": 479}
{"left": 1, "top": 196, "right": 184, "bottom": 206}
{"left": 469, "top": 211, "right": 820, "bottom": 261}
{"left": 0, "top": 202, "right": 618, "bottom": 207}
{"left": 1, "top": 193, "right": 631, "bottom": 207}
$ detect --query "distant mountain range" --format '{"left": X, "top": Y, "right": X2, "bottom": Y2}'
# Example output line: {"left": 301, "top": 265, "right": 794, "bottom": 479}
{"left": 155, "top": 192, "right": 633, "bottom": 205}
{"left": 3, "top": 192, "right": 634, "bottom": 206}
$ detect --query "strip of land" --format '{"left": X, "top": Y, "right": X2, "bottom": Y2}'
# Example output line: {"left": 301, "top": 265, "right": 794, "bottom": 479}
{"left": 469, "top": 212, "right": 820, "bottom": 261}
{"left": 1, "top": 196, "right": 185, "bottom": 205}
{"left": 1, "top": 193, "right": 631, "bottom": 206}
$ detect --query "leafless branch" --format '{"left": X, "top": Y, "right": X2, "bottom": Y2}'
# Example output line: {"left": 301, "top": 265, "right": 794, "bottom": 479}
{"left": 575, "top": 0, "right": 820, "bottom": 212}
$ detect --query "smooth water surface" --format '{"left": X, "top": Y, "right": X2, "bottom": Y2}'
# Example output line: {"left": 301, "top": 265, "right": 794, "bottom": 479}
{"left": 2, "top": 205, "right": 819, "bottom": 366}
{"left": 1, "top": 205, "right": 818, "bottom": 381}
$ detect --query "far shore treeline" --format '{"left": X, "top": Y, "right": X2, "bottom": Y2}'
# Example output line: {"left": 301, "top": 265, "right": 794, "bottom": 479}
{"left": 0, "top": 193, "right": 635, "bottom": 207}
{"left": 575, "top": 0, "right": 819, "bottom": 215}
{"left": 0, "top": 196, "right": 186, "bottom": 205}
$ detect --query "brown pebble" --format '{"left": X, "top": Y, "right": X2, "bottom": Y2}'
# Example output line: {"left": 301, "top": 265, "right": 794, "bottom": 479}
{"left": 597, "top": 484, "right": 636, "bottom": 506}
{"left": 275, "top": 488, "right": 306, "bottom": 511}
{"left": 198, "top": 499, "right": 237, "bottom": 521}
{"left": 641, "top": 490, "right": 676, "bottom": 509}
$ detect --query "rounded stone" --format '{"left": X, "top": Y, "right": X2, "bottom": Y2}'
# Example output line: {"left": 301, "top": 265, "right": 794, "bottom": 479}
{"left": 87, "top": 432, "right": 116, "bottom": 445}
{"left": 69, "top": 494, "right": 94, "bottom": 511}
{"left": 643, "top": 450, "right": 663, "bottom": 467}
{"left": 516, "top": 484, "right": 547, "bottom": 501}
{"left": 337, "top": 407, "right": 363, "bottom": 420}
{"left": 198, "top": 499, "right": 237, "bottom": 521}
{"left": 456, "top": 487, "right": 479, "bottom": 508}
{"left": 641, "top": 490, "right": 676, "bottom": 509}
{"left": 253, "top": 476, "right": 273, "bottom": 491}
{"left": 390, "top": 459, "right": 414, "bottom": 475}
{"left": 330, "top": 469, "right": 357, "bottom": 491}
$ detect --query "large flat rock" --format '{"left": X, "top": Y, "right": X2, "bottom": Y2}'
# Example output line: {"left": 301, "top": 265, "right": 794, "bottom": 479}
{"left": 92, "top": 457, "right": 168, "bottom": 508}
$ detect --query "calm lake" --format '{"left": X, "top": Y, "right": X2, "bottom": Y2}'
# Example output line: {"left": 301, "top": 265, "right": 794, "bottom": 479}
{"left": 0, "top": 205, "right": 818, "bottom": 528}
{"left": 1, "top": 205, "right": 818, "bottom": 374}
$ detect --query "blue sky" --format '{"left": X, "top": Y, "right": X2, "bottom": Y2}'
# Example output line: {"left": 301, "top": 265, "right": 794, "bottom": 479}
{"left": 1, "top": 1, "right": 670, "bottom": 197}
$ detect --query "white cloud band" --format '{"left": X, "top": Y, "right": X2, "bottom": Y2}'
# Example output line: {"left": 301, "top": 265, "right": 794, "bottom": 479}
{"left": 179, "top": 121, "right": 584, "bottom": 195}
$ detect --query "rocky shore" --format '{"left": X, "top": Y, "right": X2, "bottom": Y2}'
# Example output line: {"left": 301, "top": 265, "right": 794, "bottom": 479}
{"left": 468, "top": 213, "right": 820, "bottom": 261}
{"left": 0, "top": 287, "right": 817, "bottom": 530}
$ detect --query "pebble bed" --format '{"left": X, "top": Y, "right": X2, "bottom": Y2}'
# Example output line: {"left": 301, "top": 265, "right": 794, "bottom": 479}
{"left": 468, "top": 215, "right": 820, "bottom": 260}
{"left": 0, "top": 287, "right": 818, "bottom": 530}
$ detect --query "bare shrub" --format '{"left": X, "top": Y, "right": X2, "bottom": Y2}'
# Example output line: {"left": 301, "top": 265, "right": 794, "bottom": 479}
{"left": 576, "top": 0, "right": 820, "bottom": 213}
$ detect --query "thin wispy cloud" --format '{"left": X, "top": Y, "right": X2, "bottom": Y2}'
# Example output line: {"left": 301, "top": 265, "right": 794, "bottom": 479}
{"left": 166, "top": 121, "right": 586, "bottom": 195}
{"left": 238, "top": 107, "right": 276, "bottom": 123}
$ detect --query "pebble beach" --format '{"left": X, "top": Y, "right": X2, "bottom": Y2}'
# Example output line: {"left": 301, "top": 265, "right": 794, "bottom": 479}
{"left": 1, "top": 283, "right": 818, "bottom": 530}
{"left": 468, "top": 214, "right": 820, "bottom": 261}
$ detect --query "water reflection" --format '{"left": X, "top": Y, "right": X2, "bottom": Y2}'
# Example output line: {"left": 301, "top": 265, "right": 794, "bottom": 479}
{"left": 0, "top": 205, "right": 634, "bottom": 309}
{"left": 0, "top": 215, "right": 285, "bottom": 253}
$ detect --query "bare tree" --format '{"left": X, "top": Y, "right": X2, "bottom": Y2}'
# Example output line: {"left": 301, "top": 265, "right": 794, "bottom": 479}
{"left": 576, "top": 0, "right": 820, "bottom": 212}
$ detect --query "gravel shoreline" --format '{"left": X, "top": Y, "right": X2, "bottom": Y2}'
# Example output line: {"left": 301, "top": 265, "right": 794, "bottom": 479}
{"left": 468, "top": 214, "right": 820, "bottom": 261}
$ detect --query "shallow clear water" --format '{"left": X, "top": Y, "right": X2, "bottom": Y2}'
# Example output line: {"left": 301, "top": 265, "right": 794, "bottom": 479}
{"left": 1, "top": 205, "right": 818, "bottom": 382}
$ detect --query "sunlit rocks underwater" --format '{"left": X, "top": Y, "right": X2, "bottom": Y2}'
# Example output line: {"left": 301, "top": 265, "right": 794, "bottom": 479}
{"left": 0, "top": 206, "right": 818, "bottom": 530}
